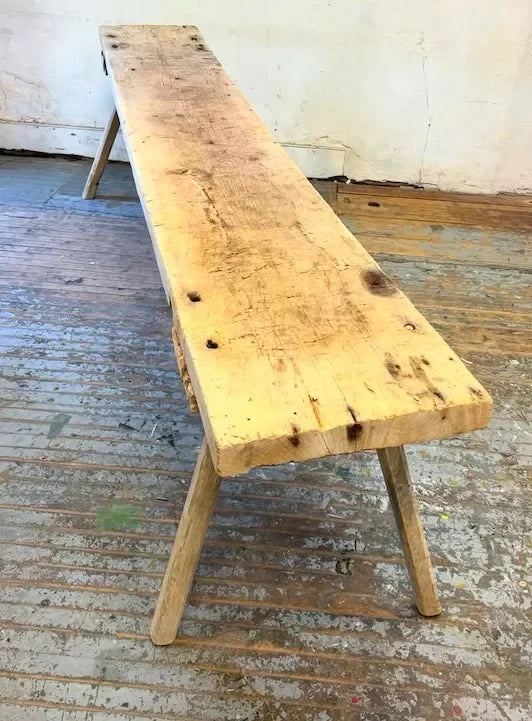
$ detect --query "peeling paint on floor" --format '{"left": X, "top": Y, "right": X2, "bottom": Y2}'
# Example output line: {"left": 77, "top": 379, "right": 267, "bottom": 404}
{"left": 0, "top": 157, "right": 530, "bottom": 720}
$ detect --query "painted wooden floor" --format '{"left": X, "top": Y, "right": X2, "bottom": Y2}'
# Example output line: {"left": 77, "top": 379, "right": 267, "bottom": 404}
{"left": 0, "top": 156, "right": 530, "bottom": 720}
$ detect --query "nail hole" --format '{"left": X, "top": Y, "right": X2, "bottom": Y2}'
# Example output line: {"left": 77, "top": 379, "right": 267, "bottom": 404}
{"left": 347, "top": 422, "right": 363, "bottom": 441}
{"left": 111, "top": 43, "right": 118, "bottom": 49}
{"left": 404, "top": 322, "right": 416, "bottom": 331}
{"left": 107, "top": 34, "right": 117, "bottom": 38}
{"left": 187, "top": 291, "right": 201, "bottom": 302}
{"left": 368, "top": 201, "right": 380, "bottom": 207}
{"left": 130, "top": 68, "right": 136, "bottom": 71}
{"left": 206, "top": 339, "right": 218, "bottom": 349}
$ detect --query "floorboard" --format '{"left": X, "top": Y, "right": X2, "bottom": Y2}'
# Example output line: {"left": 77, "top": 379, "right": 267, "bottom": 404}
{"left": 0, "top": 156, "right": 530, "bottom": 720}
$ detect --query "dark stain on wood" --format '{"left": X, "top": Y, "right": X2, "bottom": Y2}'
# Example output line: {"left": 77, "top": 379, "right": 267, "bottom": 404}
{"left": 289, "top": 424, "right": 301, "bottom": 447}
{"left": 410, "top": 357, "right": 446, "bottom": 403}
{"left": 362, "top": 268, "right": 398, "bottom": 296}
{"left": 346, "top": 407, "right": 363, "bottom": 441}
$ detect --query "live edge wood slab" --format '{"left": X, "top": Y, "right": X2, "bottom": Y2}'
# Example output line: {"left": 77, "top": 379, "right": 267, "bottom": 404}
{"left": 84, "top": 24, "right": 492, "bottom": 645}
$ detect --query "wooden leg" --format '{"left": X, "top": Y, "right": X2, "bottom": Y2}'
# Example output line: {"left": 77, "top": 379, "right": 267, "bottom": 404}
{"left": 151, "top": 438, "right": 221, "bottom": 645}
{"left": 82, "top": 108, "right": 120, "bottom": 199}
{"left": 377, "top": 446, "right": 441, "bottom": 617}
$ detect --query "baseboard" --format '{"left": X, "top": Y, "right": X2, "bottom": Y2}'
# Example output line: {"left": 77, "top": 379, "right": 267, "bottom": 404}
{"left": 0, "top": 120, "right": 129, "bottom": 162}
{"left": 0, "top": 120, "right": 345, "bottom": 178}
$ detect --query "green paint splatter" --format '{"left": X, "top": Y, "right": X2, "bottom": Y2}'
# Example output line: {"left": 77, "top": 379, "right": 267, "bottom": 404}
{"left": 96, "top": 501, "right": 141, "bottom": 530}
{"left": 336, "top": 466, "right": 350, "bottom": 481}
{"left": 47, "top": 413, "right": 72, "bottom": 439}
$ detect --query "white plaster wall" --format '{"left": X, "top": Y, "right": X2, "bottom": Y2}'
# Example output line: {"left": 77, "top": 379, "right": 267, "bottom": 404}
{"left": 0, "top": 0, "right": 531, "bottom": 193}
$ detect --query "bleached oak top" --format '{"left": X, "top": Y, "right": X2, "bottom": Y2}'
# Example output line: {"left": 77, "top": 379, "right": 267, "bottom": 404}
{"left": 100, "top": 25, "right": 491, "bottom": 476}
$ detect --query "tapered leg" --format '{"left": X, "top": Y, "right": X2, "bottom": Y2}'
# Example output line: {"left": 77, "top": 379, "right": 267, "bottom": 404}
{"left": 151, "top": 438, "right": 221, "bottom": 645}
{"left": 377, "top": 446, "right": 441, "bottom": 617}
{"left": 82, "top": 108, "right": 120, "bottom": 199}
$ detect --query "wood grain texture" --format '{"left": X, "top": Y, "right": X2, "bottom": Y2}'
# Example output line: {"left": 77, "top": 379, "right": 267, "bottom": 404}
{"left": 99, "top": 25, "right": 491, "bottom": 475}
{"left": 82, "top": 109, "right": 120, "bottom": 199}
{"left": 377, "top": 446, "right": 441, "bottom": 617}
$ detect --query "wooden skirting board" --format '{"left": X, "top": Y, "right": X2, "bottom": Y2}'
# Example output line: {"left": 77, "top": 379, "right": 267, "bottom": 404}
{"left": 82, "top": 24, "right": 492, "bottom": 645}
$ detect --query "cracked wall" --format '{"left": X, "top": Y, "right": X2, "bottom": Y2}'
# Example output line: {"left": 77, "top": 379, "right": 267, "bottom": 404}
{"left": 0, "top": 0, "right": 531, "bottom": 193}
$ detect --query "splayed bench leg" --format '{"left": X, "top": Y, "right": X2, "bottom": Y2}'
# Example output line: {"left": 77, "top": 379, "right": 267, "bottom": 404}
{"left": 82, "top": 108, "right": 120, "bottom": 199}
{"left": 377, "top": 445, "right": 442, "bottom": 617}
{"left": 151, "top": 438, "right": 221, "bottom": 645}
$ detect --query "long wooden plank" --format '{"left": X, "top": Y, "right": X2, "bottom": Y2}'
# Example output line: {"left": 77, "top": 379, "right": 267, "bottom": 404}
{"left": 337, "top": 192, "right": 532, "bottom": 232}
{"left": 100, "top": 25, "right": 492, "bottom": 476}
{"left": 337, "top": 182, "right": 532, "bottom": 208}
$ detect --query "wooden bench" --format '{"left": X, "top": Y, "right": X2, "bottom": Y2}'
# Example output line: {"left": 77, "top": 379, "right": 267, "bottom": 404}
{"left": 83, "top": 25, "right": 492, "bottom": 646}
